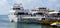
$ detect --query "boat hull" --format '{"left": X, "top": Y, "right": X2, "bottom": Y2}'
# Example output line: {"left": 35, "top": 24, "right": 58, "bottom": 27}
{"left": 8, "top": 15, "right": 45, "bottom": 23}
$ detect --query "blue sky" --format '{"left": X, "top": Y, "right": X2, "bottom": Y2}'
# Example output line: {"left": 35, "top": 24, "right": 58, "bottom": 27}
{"left": 0, "top": 0, "right": 60, "bottom": 15}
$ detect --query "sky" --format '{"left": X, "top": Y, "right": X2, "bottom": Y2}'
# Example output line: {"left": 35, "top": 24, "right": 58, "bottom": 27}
{"left": 0, "top": 0, "right": 60, "bottom": 15}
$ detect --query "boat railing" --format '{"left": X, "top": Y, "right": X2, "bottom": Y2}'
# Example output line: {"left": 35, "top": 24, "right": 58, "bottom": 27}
{"left": 19, "top": 15, "right": 45, "bottom": 17}
{"left": 16, "top": 14, "right": 45, "bottom": 19}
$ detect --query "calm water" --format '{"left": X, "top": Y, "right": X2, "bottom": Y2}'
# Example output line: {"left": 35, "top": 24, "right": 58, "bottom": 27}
{"left": 0, "top": 15, "right": 59, "bottom": 28}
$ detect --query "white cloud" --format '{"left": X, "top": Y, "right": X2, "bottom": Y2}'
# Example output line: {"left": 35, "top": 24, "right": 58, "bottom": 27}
{"left": 47, "top": 0, "right": 57, "bottom": 2}
{"left": 45, "top": 0, "right": 58, "bottom": 8}
{"left": 10, "top": 0, "right": 60, "bottom": 9}
{"left": 0, "top": 0, "right": 59, "bottom": 15}
{"left": 46, "top": 0, "right": 58, "bottom": 5}
{"left": 0, "top": 0, "right": 9, "bottom": 10}
{"left": 0, "top": 0, "right": 8, "bottom": 6}
{"left": 0, "top": 0, "right": 9, "bottom": 15}
{"left": 13, "top": 0, "right": 40, "bottom": 4}
{"left": 13, "top": 0, "right": 22, "bottom": 3}
{"left": 56, "top": 4, "right": 60, "bottom": 7}
{"left": 12, "top": 0, "right": 42, "bottom": 9}
{"left": 12, "top": 0, "right": 42, "bottom": 4}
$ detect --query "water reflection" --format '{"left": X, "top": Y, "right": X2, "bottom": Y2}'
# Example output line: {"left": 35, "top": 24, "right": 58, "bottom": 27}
{"left": 10, "top": 22, "right": 60, "bottom": 28}
{"left": 1, "top": 15, "right": 60, "bottom": 28}
{"left": 10, "top": 22, "right": 17, "bottom": 28}
{"left": 17, "top": 23, "right": 41, "bottom": 28}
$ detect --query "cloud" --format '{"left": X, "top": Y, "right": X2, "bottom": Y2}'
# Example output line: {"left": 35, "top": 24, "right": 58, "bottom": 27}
{"left": 56, "top": 4, "right": 60, "bottom": 7}
{"left": 55, "top": 4, "right": 60, "bottom": 9}
{"left": 0, "top": 0, "right": 8, "bottom": 6}
{"left": 12, "top": 0, "right": 42, "bottom": 9}
{"left": 12, "top": 0, "right": 37, "bottom": 4}
{"left": 47, "top": 0, "right": 58, "bottom": 2}
{"left": 13, "top": 0, "right": 22, "bottom": 3}
{"left": 0, "top": 0, "right": 9, "bottom": 15}
{"left": 0, "top": 0, "right": 10, "bottom": 9}
{"left": 45, "top": 0, "right": 58, "bottom": 8}
{"left": 0, "top": 0, "right": 59, "bottom": 15}
{"left": 46, "top": 0, "right": 58, "bottom": 5}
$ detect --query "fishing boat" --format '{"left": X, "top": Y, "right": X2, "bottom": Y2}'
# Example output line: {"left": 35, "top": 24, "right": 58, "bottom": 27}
{"left": 49, "top": 11, "right": 60, "bottom": 26}
{"left": 8, "top": 3, "right": 46, "bottom": 23}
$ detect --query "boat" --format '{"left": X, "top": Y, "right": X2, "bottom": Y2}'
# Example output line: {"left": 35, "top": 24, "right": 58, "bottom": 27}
{"left": 8, "top": 3, "right": 46, "bottom": 23}
{"left": 41, "top": 10, "right": 60, "bottom": 25}
{"left": 50, "top": 22, "right": 60, "bottom": 27}
{"left": 49, "top": 11, "right": 60, "bottom": 26}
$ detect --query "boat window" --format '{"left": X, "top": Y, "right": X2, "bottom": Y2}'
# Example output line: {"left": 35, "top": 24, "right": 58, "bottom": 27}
{"left": 49, "top": 19, "right": 57, "bottom": 22}
{"left": 57, "top": 13, "right": 60, "bottom": 16}
{"left": 50, "top": 14, "right": 57, "bottom": 17}
{"left": 32, "top": 10, "right": 39, "bottom": 11}
{"left": 18, "top": 12, "right": 24, "bottom": 15}
{"left": 39, "top": 8, "right": 46, "bottom": 11}
{"left": 15, "top": 12, "right": 28, "bottom": 15}
{"left": 36, "top": 13, "right": 44, "bottom": 15}
{"left": 39, "top": 8, "right": 46, "bottom": 9}
{"left": 13, "top": 8, "right": 20, "bottom": 10}
{"left": 42, "top": 18, "right": 45, "bottom": 20}
{"left": 58, "top": 19, "right": 60, "bottom": 22}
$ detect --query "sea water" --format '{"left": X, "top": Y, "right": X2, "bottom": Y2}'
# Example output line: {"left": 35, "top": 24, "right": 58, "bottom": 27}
{"left": 0, "top": 15, "right": 59, "bottom": 28}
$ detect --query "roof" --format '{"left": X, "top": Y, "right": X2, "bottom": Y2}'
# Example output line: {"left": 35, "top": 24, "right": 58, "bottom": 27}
{"left": 49, "top": 11, "right": 59, "bottom": 14}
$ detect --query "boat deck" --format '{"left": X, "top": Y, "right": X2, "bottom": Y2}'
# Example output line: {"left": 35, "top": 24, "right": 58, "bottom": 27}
{"left": 22, "top": 16, "right": 44, "bottom": 19}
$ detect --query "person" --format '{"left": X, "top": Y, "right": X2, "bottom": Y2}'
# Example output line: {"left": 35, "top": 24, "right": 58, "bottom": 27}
{"left": 33, "top": 13, "right": 36, "bottom": 16}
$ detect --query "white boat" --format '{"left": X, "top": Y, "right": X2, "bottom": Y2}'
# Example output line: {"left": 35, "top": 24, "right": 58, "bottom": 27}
{"left": 8, "top": 3, "right": 46, "bottom": 22}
